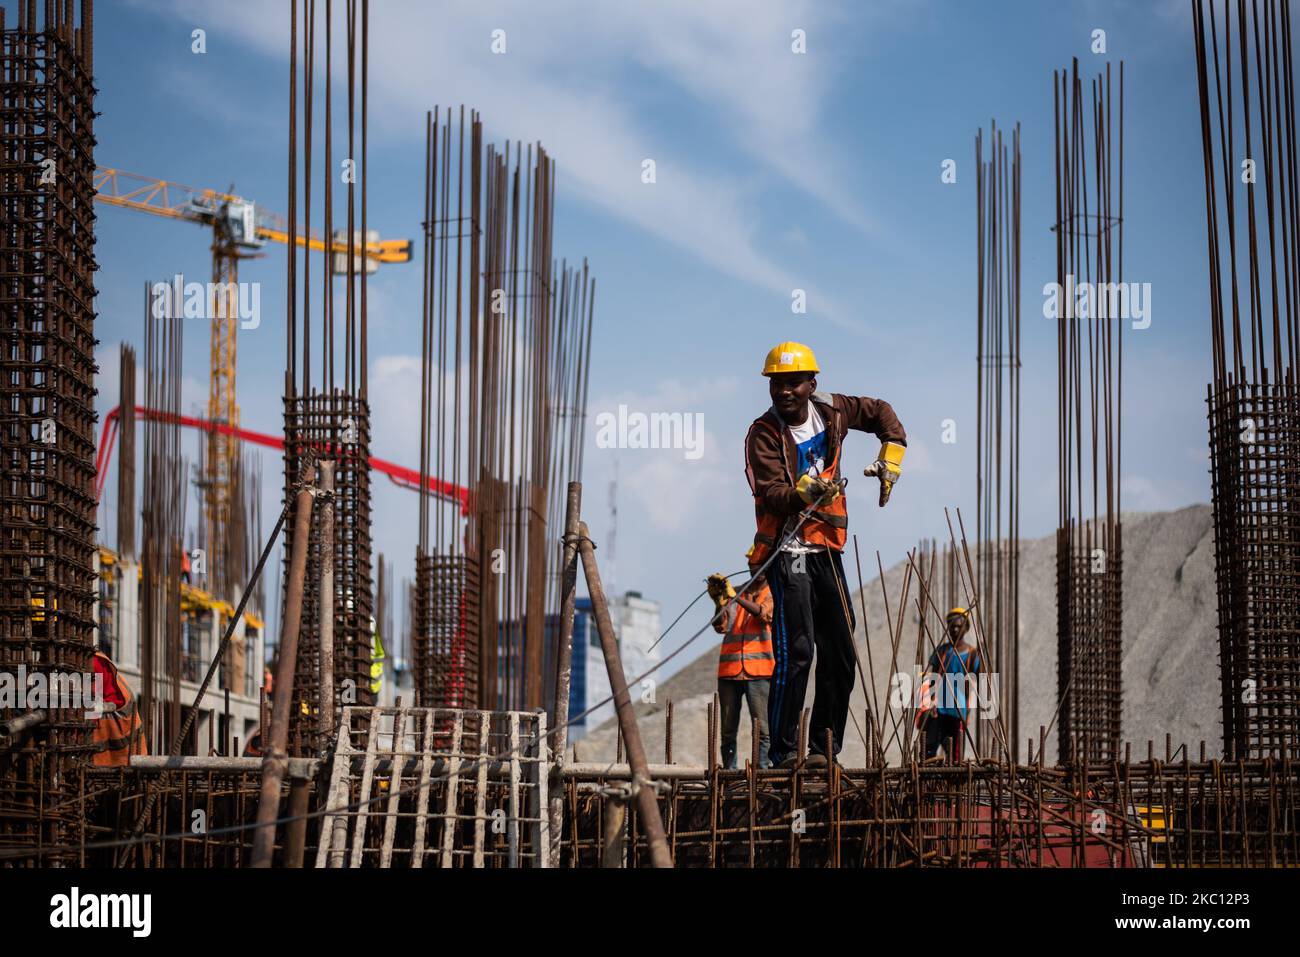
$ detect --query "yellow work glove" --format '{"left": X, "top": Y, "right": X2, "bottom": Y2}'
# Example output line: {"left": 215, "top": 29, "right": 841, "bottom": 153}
{"left": 864, "top": 442, "right": 906, "bottom": 506}
{"left": 705, "top": 572, "right": 736, "bottom": 608}
{"left": 796, "top": 473, "right": 840, "bottom": 506}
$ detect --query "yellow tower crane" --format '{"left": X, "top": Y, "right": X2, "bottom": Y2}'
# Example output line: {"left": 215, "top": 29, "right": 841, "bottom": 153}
{"left": 93, "top": 167, "right": 411, "bottom": 597}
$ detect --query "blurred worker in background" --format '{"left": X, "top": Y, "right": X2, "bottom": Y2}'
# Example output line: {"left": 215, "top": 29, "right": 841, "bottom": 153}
{"left": 92, "top": 639, "right": 148, "bottom": 767}
{"left": 918, "top": 607, "right": 982, "bottom": 761}
{"left": 708, "top": 564, "right": 774, "bottom": 770}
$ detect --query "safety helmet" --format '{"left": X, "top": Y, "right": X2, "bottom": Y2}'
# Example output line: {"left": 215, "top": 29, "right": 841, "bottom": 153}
{"left": 947, "top": 607, "right": 969, "bottom": 620}
{"left": 762, "top": 341, "right": 820, "bottom": 377}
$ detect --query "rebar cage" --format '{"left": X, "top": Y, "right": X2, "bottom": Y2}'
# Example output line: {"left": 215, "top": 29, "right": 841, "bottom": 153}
{"left": 0, "top": 3, "right": 98, "bottom": 864}
{"left": 282, "top": 390, "right": 374, "bottom": 746}
{"left": 413, "top": 551, "right": 479, "bottom": 710}
{"left": 562, "top": 756, "right": 1298, "bottom": 868}
{"left": 1056, "top": 522, "right": 1123, "bottom": 763}
{"left": 1208, "top": 379, "right": 1300, "bottom": 760}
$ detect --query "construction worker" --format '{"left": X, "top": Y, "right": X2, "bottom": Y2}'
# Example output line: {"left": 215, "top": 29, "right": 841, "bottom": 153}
{"left": 918, "top": 608, "right": 982, "bottom": 761}
{"left": 370, "top": 617, "right": 385, "bottom": 698}
{"left": 708, "top": 567, "right": 774, "bottom": 770}
{"left": 91, "top": 641, "right": 148, "bottom": 767}
{"left": 745, "top": 342, "right": 907, "bottom": 768}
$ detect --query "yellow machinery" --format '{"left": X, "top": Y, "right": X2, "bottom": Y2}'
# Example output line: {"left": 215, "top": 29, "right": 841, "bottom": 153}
{"left": 94, "top": 168, "right": 412, "bottom": 595}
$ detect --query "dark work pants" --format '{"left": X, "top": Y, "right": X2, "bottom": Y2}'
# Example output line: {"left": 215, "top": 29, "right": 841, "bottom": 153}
{"left": 767, "top": 549, "right": 856, "bottom": 763}
{"left": 718, "top": 678, "right": 771, "bottom": 769}
{"left": 923, "top": 713, "right": 965, "bottom": 761}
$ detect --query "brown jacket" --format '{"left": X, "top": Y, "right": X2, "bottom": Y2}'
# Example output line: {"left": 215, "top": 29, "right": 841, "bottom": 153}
{"left": 744, "top": 391, "right": 907, "bottom": 521}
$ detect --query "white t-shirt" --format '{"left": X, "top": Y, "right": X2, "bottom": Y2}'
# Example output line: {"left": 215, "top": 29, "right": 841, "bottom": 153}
{"left": 782, "top": 405, "right": 828, "bottom": 554}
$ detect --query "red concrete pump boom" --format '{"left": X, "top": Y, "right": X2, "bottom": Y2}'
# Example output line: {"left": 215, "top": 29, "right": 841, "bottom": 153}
{"left": 95, "top": 404, "right": 469, "bottom": 514}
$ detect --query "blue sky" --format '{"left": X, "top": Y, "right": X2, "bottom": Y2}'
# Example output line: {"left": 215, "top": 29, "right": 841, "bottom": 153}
{"left": 82, "top": 0, "right": 1209, "bottom": 673}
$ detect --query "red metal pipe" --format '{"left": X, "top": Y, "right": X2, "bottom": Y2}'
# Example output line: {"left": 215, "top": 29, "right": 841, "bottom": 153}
{"left": 95, "top": 403, "right": 469, "bottom": 513}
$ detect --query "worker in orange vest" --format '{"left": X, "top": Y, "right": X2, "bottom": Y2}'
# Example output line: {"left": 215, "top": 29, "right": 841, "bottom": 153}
{"left": 745, "top": 342, "right": 907, "bottom": 768}
{"left": 708, "top": 566, "right": 775, "bottom": 769}
{"left": 91, "top": 642, "right": 148, "bottom": 767}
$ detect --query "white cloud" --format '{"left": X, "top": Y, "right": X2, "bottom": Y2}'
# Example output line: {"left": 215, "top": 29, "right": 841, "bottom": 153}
{"left": 587, "top": 378, "right": 738, "bottom": 531}
{"left": 138, "top": 0, "right": 885, "bottom": 331}
{"left": 367, "top": 354, "right": 423, "bottom": 460}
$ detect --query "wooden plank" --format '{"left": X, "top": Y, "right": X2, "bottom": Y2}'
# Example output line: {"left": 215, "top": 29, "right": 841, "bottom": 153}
{"left": 438, "top": 711, "right": 465, "bottom": 868}
{"left": 348, "top": 707, "right": 384, "bottom": 868}
{"left": 473, "top": 713, "right": 488, "bottom": 868}
{"left": 378, "top": 708, "right": 407, "bottom": 867}
{"left": 314, "top": 706, "right": 357, "bottom": 868}
{"left": 410, "top": 709, "right": 437, "bottom": 868}
{"left": 508, "top": 711, "right": 521, "bottom": 867}
{"left": 534, "top": 711, "right": 550, "bottom": 868}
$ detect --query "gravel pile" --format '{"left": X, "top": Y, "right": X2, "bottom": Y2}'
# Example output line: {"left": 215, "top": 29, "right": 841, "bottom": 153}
{"left": 577, "top": 504, "right": 1220, "bottom": 766}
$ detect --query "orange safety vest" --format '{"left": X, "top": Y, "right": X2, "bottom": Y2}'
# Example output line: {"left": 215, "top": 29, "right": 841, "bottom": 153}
{"left": 748, "top": 412, "right": 848, "bottom": 565}
{"left": 92, "top": 652, "right": 148, "bottom": 767}
{"left": 717, "top": 588, "right": 775, "bottom": 680}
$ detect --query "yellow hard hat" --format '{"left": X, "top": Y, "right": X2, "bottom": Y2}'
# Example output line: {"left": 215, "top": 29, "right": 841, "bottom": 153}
{"left": 762, "top": 341, "right": 819, "bottom": 377}
{"left": 947, "top": 607, "right": 968, "bottom": 619}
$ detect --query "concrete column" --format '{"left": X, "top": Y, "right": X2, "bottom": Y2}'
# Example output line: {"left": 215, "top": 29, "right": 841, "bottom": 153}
{"left": 117, "top": 560, "right": 140, "bottom": 669}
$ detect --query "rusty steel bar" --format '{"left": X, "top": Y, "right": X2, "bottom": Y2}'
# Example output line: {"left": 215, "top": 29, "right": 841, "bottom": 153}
{"left": 975, "top": 120, "right": 1022, "bottom": 758}
{"left": 284, "top": 0, "right": 374, "bottom": 744}
{"left": 1053, "top": 57, "right": 1125, "bottom": 764}
{"left": 410, "top": 105, "right": 594, "bottom": 718}
{"left": 282, "top": 776, "right": 311, "bottom": 868}
{"left": 0, "top": 0, "right": 99, "bottom": 862}
{"left": 558, "top": 755, "right": 1298, "bottom": 868}
{"left": 1194, "top": 0, "right": 1300, "bottom": 761}
{"left": 116, "top": 345, "right": 137, "bottom": 560}
{"left": 318, "top": 459, "right": 335, "bottom": 745}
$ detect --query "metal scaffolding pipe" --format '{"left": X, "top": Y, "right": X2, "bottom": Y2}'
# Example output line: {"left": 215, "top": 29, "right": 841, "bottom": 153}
{"left": 251, "top": 479, "right": 316, "bottom": 867}
{"left": 548, "top": 481, "right": 582, "bottom": 858}
{"left": 130, "top": 755, "right": 319, "bottom": 779}
{"left": 318, "top": 459, "right": 336, "bottom": 744}
{"left": 577, "top": 520, "right": 672, "bottom": 868}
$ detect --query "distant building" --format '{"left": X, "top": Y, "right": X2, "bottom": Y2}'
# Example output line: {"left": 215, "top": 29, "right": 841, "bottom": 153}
{"left": 93, "top": 546, "right": 265, "bottom": 755}
{"left": 561, "top": 590, "right": 660, "bottom": 741}
{"left": 411, "top": 588, "right": 661, "bottom": 741}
